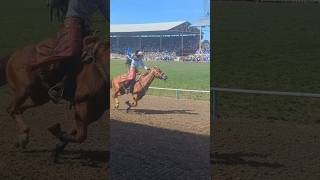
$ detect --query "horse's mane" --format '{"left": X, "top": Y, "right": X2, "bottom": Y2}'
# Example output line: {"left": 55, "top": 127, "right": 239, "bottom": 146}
{"left": 88, "top": 38, "right": 110, "bottom": 60}
{"left": 141, "top": 67, "right": 158, "bottom": 77}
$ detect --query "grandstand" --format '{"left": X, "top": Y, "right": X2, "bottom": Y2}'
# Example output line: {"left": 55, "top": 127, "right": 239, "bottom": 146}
{"left": 110, "top": 21, "right": 202, "bottom": 57}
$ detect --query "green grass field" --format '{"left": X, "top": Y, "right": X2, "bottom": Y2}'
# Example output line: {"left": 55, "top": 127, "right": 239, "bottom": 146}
{"left": 111, "top": 59, "right": 210, "bottom": 100}
{"left": 213, "top": 2, "right": 320, "bottom": 123}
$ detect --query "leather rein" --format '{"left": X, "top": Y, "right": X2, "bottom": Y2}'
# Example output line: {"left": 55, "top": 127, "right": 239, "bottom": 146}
{"left": 136, "top": 70, "right": 154, "bottom": 96}
{"left": 81, "top": 41, "right": 108, "bottom": 85}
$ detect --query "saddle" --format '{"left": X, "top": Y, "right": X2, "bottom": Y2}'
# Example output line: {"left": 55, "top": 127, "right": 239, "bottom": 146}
{"left": 36, "top": 35, "right": 99, "bottom": 64}
{"left": 34, "top": 35, "right": 101, "bottom": 100}
{"left": 120, "top": 73, "right": 143, "bottom": 94}
{"left": 35, "top": 37, "right": 59, "bottom": 72}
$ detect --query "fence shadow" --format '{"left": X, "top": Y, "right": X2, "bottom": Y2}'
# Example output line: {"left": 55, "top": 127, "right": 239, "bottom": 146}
{"left": 129, "top": 109, "right": 199, "bottom": 115}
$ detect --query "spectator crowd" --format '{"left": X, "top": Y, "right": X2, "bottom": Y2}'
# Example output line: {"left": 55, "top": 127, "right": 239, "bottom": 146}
{"left": 110, "top": 36, "right": 210, "bottom": 62}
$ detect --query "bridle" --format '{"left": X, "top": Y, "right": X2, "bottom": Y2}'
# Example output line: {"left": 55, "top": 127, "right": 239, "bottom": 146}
{"left": 136, "top": 69, "right": 155, "bottom": 96}
{"left": 81, "top": 40, "right": 108, "bottom": 85}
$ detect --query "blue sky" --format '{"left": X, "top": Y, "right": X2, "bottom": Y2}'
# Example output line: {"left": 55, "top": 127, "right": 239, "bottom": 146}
{"left": 110, "top": 0, "right": 210, "bottom": 40}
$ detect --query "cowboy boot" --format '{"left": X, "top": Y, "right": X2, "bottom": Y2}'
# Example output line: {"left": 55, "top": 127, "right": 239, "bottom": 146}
{"left": 125, "top": 80, "right": 134, "bottom": 94}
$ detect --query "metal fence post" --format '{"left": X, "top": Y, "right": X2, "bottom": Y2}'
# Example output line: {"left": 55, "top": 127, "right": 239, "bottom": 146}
{"left": 211, "top": 88, "right": 217, "bottom": 128}
{"left": 176, "top": 89, "right": 180, "bottom": 100}
{"left": 210, "top": 88, "right": 216, "bottom": 167}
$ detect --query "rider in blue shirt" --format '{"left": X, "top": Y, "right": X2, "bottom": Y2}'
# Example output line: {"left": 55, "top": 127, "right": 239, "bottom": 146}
{"left": 120, "top": 50, "right": 149, "bottom": 92}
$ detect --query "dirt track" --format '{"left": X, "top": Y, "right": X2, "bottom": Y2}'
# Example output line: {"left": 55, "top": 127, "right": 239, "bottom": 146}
{"left": 0, "top": 95, "right": 110, "bottom": 180}
{"left": 110, "top": 95, "right": 210, "bottom": 179}
{"left": 0, "top": 94, "right": 210, "bottom": 179}
{"left": 2, "top": 92, "right": 320, "bottom": 179}
{"left": 212, "top": 118, "right": 320, "bottom": 180}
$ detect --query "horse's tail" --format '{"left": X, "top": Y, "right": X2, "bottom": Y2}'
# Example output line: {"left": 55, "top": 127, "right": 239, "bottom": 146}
{"left": 0, "top": 55, "right": 9, "bottom": 87}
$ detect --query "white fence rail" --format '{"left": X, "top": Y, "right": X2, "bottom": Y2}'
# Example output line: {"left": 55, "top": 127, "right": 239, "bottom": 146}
{"left": 211, "top": 87, "right": 320, "bottom": 98}
{"left": 149, "top": 87, "right": 210, "bottom": 100}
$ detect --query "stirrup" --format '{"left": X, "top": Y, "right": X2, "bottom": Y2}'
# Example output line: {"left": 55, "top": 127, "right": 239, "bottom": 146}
{"left": 48, "top": 82, "right": 64, "bottom": 103}
{"left": 124, "top": 86, "right": 130, "bottom": 94}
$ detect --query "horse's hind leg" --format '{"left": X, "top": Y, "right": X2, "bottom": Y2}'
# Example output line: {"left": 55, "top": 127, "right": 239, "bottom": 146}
{"left": 113, "top": 90, "right": 120, "bottom": 109}
{"left": 7, "top": 92, "right": 30, "bottom": 148}
{"left": 112, "top": 82, "right": 121, "bottom": 109}
{"left": 114, "top": 97, "right": 120, "bottom": 109}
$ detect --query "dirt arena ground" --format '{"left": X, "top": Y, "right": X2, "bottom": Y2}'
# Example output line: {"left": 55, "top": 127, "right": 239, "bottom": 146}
{"left": 0, "top": 95, "right": 110, "bottom": 180}
{"left": 2, "top": 92, "right": 320, "bottom": 180}
{"left": 110, "top": 95, "right": 210, "bottom": 179}
{"left": 212, "top": 118, "right": 320, "bottom": 180}
{"left": 0, "top": 94, "right": 210, "bottom": 179}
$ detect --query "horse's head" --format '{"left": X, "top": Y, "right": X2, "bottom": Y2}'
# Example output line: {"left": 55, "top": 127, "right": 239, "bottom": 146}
{"left": 150, "top": 66, "right": 167, "bottom": 80}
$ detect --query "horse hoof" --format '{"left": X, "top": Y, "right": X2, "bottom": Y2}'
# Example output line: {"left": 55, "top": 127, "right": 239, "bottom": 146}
{"left": 114, "top": 104, "right": 119, "bottom": 109}
{"left": 125, "top": 101, "right": 131, "bottom": 113}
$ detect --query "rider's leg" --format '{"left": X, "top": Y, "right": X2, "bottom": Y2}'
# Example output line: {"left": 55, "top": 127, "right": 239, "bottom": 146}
{"left": 30, "top": 17, "right": 83, "bottom": 69}
{"left": 126, "top": 68, "right": 137, "bottom": 92}
{"left": 34, "top": 17, "right": 83, "bottom": 102}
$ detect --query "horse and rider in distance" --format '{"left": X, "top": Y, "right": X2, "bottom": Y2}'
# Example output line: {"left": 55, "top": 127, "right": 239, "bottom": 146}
{"left": 0, "top": 0, "right": 109, "bottom": 163}
{"left": 112, "top": 50, "right": 168, "bottom": 112}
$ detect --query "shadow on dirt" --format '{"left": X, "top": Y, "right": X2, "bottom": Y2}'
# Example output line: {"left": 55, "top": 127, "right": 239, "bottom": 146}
{"left": 211, "top": 152, "right": 284, "bottom": 168}
{"left": 110, "top": 119, "right": 209, "bottom": 179}
{"left": 20, "top": 149, "right": 109, "bottom": 167}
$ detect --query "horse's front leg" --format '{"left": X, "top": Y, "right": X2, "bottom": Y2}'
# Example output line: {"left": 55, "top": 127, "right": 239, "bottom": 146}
{"left": 48, "top": 102, "right": 89, "bottom": 163}
{"left": 48, "top": 123, "right": 80, "bottom": 163}
{"left": 49, "top": 108, "right": 88, "bottom": 143}
{"left": 126, "top": 94, "right": 138, "bottom": 113}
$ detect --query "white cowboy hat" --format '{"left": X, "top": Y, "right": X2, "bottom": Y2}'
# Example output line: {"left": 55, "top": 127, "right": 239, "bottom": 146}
{"left": 136, "top": 51, "right": 143, "bottom": 56}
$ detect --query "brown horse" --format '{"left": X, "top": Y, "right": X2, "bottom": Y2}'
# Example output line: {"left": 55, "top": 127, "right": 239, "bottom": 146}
{"left": 112, "top": 66, "right": 167, "bottom": 112}
{"left": 0, "top": 36, "right": 109, "bottom": 162}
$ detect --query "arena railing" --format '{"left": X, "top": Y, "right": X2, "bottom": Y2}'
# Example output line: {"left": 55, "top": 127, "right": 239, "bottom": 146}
{"left": 210, "top": 87, "right": 320, "bottom": 126}
{"left": 149, "top": 87, "right": 210, "bottom": 100}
